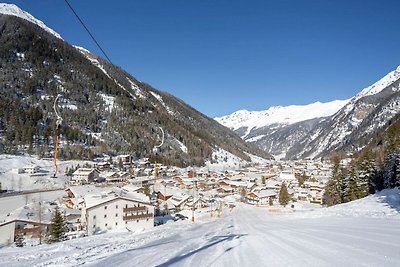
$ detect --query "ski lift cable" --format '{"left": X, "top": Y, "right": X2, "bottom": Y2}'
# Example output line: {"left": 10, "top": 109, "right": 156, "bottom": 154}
{"left": 64, "top": 0, "right": 112, "bottom": 64}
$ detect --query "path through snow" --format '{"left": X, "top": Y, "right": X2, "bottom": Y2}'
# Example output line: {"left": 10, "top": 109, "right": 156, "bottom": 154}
{"left": 1, "top": 199, "right": 399, "bottom": 266}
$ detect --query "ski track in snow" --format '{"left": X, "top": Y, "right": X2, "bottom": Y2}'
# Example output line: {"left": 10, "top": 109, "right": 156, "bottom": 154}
{"left": 1, "top": 201, "right": 399, "bottom": 267}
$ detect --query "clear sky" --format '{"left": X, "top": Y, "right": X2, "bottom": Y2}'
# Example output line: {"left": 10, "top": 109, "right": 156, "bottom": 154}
{"left": 7, "top": 0, "right": 400, "bottom": 117}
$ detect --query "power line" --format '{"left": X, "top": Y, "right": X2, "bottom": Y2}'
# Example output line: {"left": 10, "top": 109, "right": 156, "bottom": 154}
{"left": 64, "top": 0, "right": 112, "bottom": 63}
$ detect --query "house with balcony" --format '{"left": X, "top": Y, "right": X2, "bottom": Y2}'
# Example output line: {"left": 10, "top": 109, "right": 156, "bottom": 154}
{"left": 80, "top": 195, "right": 154, "bottom": 236}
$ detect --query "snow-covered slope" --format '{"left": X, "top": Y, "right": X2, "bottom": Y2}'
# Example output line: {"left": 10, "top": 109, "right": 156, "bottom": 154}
{"left": 0, "top": 3, "right": 62, "bottom": 39}
{"left": 295, "top": 188, "right": 400, "bottom": 218}
{"left": 0, "top": 190, "right": 399, "bottom": 266}
{"left": 215, "top": 99, "right": 349, "bottom": 138}
{"left": 355, "top": 65, "right": 400, "bottom": 101}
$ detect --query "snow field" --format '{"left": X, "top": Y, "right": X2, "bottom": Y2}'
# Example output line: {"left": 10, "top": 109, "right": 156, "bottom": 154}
{"left": 0, "top": 190, "right": 399, "bottom": 266}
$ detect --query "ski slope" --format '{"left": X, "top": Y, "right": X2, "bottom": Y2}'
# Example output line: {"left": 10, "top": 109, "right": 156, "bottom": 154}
{"left": 0, "top": 190, "right": 399, "bottom": 266}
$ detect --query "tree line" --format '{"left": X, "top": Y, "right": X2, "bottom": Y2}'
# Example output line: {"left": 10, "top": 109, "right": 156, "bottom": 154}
{"left": 323, "top": 118, "right": 400, "bottom": 206}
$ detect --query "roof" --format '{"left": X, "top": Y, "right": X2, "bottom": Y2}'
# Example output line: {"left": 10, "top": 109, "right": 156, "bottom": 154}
{"left": 73, "top": 168, "right": 99, "bottom": 175}
{"left": 253, "top": 189, "right": 277, "bottom": 198}
{"left": 84, "top": 195, "right": 152, "bottom": 210}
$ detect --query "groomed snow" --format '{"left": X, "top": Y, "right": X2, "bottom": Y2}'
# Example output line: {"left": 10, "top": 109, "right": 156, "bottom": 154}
{"left": 0, "top": 3, "right": 62, "bottom": 39}
{"left": 0, "top": 189, "right": 399, "bottom": 266}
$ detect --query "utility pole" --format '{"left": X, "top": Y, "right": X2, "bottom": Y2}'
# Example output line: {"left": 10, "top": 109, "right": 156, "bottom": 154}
{"left": 152, "top": 127, "right": 164, "bottom": 194}
{"left": 192, "top": 170, "right": 196, "bottom": 223}
{"left": 39, "top": 201, "right": 42, "bottom": 245}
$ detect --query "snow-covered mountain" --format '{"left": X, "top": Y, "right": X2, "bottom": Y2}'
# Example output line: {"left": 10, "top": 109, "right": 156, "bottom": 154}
{"left": 0, "top": 3, "right": 270, "bottom": 166}
{"left": 0, "top": 3, "right": 62, "bottom": 39}
{"left": 215, "top": 99, "right": 349, "bottom": 138}
{"left": 216, "top": 66, "right": 400, "bottom": 159}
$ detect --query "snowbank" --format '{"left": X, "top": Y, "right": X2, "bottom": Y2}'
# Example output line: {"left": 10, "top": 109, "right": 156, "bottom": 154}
{"left": 294, "top": 189, "right": 400, "bottom": 219}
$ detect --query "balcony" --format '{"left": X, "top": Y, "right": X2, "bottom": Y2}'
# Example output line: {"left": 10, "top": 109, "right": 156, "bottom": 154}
{"left": 123, "top": 213, "right": 153, "bottom": 221}
{"left": 123, "top": 206, "right": 146, "bottom": 212}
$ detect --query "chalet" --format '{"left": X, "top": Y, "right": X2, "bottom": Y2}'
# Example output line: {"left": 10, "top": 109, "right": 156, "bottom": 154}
{"left": 103, "top": 171, "right": 131, "bottom": 183}
{"left": 71, "top": 168, "right": 100, "bottom": 185}
{"left": 156, "top": 191, "right": 172, "bottom": 202}
{"left": 130, "top": 176, "right": 150, "bottom": 187}
{"left": 247, "top": 190, "right": 277, "bottom": 205}
{"left": 96, "top": 162, "right": 111, "bottom": 171}
{"left": 217, "top": 186, "right": 234, "bottom": 196}
{"left": 18, "top": 165, "right": 40, "bottom": 174}
{"left": 81, "top": 195, "right": 154, "bottom": 236}
{"left": 116, "top": 155, "right": 132, "bottom": 165}
{"left": 165, "top": 194, "right": 192, "bottom": 212}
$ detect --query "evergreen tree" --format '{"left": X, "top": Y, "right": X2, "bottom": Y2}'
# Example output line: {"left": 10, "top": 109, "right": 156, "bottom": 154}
{"left": 239, "top": 187, "right": 247, "bottom": 203}
{"left": 14, "top": 232, "right": 25, "bottom": 247}
{"left": 323, "top": 155, "right": 343, "bottom": 206}
{"left": 143, "top": 184, "right": 150, "bottom": 196}
{"left": 118, "top": 157, "right": 124, "bottom": 170}
{"left": 47, "top": 207, "right": 67, "bottom": 243}
{"left": 384, "top": 152, "right": 400, "bottom": 189}
{"left": 359, "top": 152, "right": 377, "bottom": 195}
{"left": 344, "top": 165, "right": 360, "bottom": 202}
{"left": 279, "top": 182, "right": 290, "bottom": 206}
{"left": 261, "top": 176, "right": 266, "bottom": 185}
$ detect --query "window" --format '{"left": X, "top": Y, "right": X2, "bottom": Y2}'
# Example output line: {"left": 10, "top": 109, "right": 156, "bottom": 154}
{"left": 93, "top": 215, "right": 96, "bottom": 219}
{"left": 104, "top": 214, "right": 107, "bottom": 218}
{"left": 147, "top": 218, "right": 149, "bottom": 222}
{"left": 93, "top": 225, "right": 96, "bottom": 228}
{"left": 104, "top": 206, "right": 107, "bottom": 210}
{"left": 125, "top": 221, "right": 127, "bottom": 224}
{"left": 115, "top": 213, "right": 118, "bottom": 217}
{"left": 125, "top": 204, "right": 128, "bottom": 208}
{"left": 115, "top": 222, "right": 118, "bottom": 226}
{"left": 105, "top": 223, "right": 108, "bottom": 227}
{"left": 137, "top": 220, "right": 139, "bottom": 223}
{"left": 116, "top": 205, "right": 118, "bottom": 209}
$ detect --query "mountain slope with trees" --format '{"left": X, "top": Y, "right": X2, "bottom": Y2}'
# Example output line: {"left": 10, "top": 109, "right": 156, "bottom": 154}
{"left": 0, "top": 8, "right": 270, "bottom": 166}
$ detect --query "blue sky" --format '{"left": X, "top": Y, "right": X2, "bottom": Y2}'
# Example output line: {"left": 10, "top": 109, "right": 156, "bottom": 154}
{"left": 7, "top": 0, "right": 400, "bottom": 117}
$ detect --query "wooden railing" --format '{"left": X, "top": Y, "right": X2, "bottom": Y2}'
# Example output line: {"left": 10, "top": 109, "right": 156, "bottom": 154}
{"left": 123, "top": 206, "right": 146, "bottom": 212}
{"left": 15, "top": 227, "right": 42, "bottom": 234}
{"left": 123, "top": 213, "right": 153, "bottom": 221}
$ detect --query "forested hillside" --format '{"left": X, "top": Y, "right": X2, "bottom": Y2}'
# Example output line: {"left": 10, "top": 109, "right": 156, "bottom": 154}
{"left": 0, "top": 13, "right": 270, "bottom": 166}
{"left": 323, "top": 116, "right": 400, "bottom": 206}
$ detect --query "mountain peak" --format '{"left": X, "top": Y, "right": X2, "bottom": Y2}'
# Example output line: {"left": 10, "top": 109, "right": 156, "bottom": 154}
{"left": 354, "top": 65, "right": 400, "bottom": 101}
{"left": 215, "top": 99, "right": 350, "bottom": 136}
{"left": 0, "top": 3, "right": 62, "bottom": 39}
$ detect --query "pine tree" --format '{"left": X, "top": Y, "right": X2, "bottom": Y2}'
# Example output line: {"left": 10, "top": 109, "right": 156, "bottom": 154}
{"left": 384, "top": 152, "right": 400, "bottom": 189}
{"left": 143, "top": 184, "right": 150, "bottom": 196}
{"left": 323, "top": 155, "right": 343, "bottom": 206}
{"left": 358, "top": 146, "right": 377, "bottom": 194}
{"left": 344, "top": 165, "right": 359, "bottom": 202}
{"left": 47, "top": 207, "right": 67, "bottom": 243}
{"left": 279, "top": 182, "right": 290, "bottom": 207}
{"left": 14, "top": 232, "right": 25, "bottom": 247}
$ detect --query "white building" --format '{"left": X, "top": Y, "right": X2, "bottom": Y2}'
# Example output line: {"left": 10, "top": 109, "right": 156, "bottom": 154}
{"left": 81, "top": 195, "right": 154, "bottom": 235}
{"left": 71, "top": 168, "right": 100, "bottom": 185}
{"left": 18, "top": 165, "right": 40, "bottom": 174}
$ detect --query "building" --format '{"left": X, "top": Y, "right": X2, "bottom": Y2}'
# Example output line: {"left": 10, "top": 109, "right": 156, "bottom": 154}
{"left": 71, "top": 168, "right": 100, "bottom": 185}
{"left": 81, "top": 195, "right": 154, "bottom": 235}
{"left": 18, "top": 165, "right": 40, "bottom": 174}
{"left": 0, "top": 219, "right": 50, "bottom": 246}
{"left": 247, "top": 190, "right": 277, "bottom": 205}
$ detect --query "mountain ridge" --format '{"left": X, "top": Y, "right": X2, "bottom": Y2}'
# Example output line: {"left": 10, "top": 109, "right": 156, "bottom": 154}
{"left": 0, "top": 4, "right": 271, "bottom": 166}
{"left": 216, "top": 66, "right": 400, "bottom": 159}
